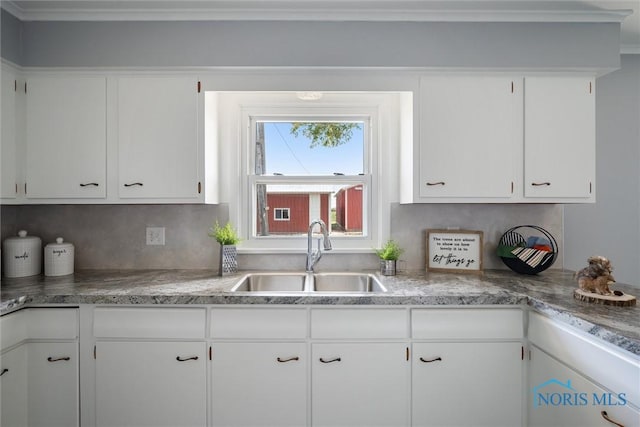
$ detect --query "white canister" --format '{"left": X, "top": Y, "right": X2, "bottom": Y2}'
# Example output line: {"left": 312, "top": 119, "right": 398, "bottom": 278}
{"left": 3, "top": 230, "right": 42, "bottom": 278}
{"left": 44, "top": 237, "right": 75, "bottom": 277}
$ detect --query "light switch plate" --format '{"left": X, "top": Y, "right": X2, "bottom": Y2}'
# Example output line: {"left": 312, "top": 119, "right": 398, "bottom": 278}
{"left": 146, "top": 227, "right": 165, "bottom": 245}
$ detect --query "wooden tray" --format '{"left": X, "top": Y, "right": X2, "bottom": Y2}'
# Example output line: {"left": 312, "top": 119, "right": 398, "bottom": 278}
{"left": 573, "top": 289, "right": 636, "bottom": 307}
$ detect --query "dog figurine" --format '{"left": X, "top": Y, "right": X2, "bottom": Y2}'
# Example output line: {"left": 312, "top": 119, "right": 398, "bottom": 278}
{"left": 575, "top": 256, "right": 615, "bottom": 295}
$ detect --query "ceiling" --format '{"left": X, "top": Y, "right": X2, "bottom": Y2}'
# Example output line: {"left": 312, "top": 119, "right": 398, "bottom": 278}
{"left": 2, "top": 1, "right": 638, "bottom": 53}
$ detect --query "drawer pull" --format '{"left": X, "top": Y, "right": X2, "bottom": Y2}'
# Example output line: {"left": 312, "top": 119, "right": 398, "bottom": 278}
{"left": 419, "top": 357, "right": 442, "bottom": 363}
{"left": 319, "top": 357, "right": 341, "bottom": 364}
{"left": 277, "top": 356, "right": 300, "bottom": 363}
{"left": 0, "top": 368, "right": 8, "bottom": 376}
{"left": 124, "top": 182, "right": 144, "bottom": 187}
{"left": 601, "top": 411, "right": 624, "bottom": 427}
{"left": 176, "top": 356, "right": 199, "bottom": 362}
{"left": 426, "top": 181, "right": 445, "bottom": 186}
{"left": 47, "top": 356, "right": 71, "bottom": 362}
{"left": 531, "top": 182, "right": 551, "bottom": 186}
{"left": 80, "top": 182, "right": 99, "bottom": 187}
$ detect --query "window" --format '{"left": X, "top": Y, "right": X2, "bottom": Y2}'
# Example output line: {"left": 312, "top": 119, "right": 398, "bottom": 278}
{"left": 213, "top": 90, "right": 406, "bottom": 252}
{"left": 253, "top": 120, "right": 368, "bottom": 239}
{"left": 274, "top": 208, "right": 290, "bottom": 221}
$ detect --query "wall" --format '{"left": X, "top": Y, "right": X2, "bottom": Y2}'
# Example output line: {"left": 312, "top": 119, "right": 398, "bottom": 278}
{"left": 564, "top": 55, "right": 640, "bottom": 286}
{"left": 0, "top": 10, "right": 628, "bottom": 276}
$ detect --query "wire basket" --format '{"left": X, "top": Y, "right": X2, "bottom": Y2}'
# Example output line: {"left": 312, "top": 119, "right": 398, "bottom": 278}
{"left": 497, "top": 225, "right": 557, "bottom": 275}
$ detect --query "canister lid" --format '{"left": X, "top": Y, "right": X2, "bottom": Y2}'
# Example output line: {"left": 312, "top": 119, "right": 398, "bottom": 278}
{"left": 45, "top": 237, "right": 74, "bottom": 248}
{"left": 4, "top": 230, "right": 41, "bottom": 243}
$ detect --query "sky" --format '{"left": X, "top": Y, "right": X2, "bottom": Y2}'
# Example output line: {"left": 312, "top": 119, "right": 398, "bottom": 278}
{"left": 262, "top": 122, "right": 364, "bottom": 176}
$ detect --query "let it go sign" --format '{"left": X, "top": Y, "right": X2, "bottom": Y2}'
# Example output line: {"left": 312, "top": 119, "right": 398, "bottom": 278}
{"left": 426, "top": 229, "right": 483, "bottom": 273}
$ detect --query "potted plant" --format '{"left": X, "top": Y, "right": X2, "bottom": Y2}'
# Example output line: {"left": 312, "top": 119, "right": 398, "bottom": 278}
{"left": 209, "top": 221, "right": 241, "bottom": 276}
{"left": 375, "top": 239, "right": 403, "bottom": 276}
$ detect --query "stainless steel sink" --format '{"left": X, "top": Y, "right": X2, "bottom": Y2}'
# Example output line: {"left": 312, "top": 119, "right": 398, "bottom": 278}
{"left": 230, "top": 273, "right": 309, "bottom": 292}
{"left": 312, "top": 273, "right": 387, "bottom": 293}
{"left": 230, "top": 272, "right": 387, "bottom": 293}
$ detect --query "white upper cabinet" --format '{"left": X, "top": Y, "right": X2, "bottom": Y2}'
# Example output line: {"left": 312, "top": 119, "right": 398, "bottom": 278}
{"left": 403, "top": 74, "right": 596, "bottom": 203}
{"left": 418, "top": 76, "right": 521, "bottom": 199}
{"left": 524, "top": 76, "right": 595, "bottom": 200}
{"left": 1, "top": 67, "right": 19, "bottom": 199}
{"left": 117, "top": 76, "right": 200, "bottom": 200}
{"left": 25, "top": 76, "right": 107, "bottom": 199}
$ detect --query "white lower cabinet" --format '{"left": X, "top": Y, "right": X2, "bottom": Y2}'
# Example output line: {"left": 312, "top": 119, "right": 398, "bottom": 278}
{"left": 211, "top": 342, "right": 307, "bottom": 427}
{"left": 0, "top": 308, "right": 79, "bottom": 427}
{"left": 27, "top": 342, "right": 79, "bottom": 427}
{"left": 529, "top": 345, "right": 639, "bottom": 427}
{"left": 412, "top": 342, "right": 523, "bottom": 427}
{"left": 312, "top": 342, "right": 409, "bottom": 427}
{"left": 95, "top": 341, "right": 207, "bottom": 427}
{"left": 0, "top": 344, "right": 28, "bottom": 427}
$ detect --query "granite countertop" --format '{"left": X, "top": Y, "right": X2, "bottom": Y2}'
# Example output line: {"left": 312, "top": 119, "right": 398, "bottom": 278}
{"left": 1, "top": 269, "right": 638, "bottom": 356}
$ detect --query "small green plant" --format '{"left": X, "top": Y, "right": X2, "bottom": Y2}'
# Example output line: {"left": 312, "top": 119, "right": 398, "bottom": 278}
{"left": 209, "top": 221, "right": 241, "bottom": 246}
{"left": 375, "top": 240, "right": 403, "bottom": 261}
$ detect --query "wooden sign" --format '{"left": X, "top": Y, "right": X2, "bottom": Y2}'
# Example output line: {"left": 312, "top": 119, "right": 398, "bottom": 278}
{"left": 426, "top": 229, "right": 483, "bottom": 273}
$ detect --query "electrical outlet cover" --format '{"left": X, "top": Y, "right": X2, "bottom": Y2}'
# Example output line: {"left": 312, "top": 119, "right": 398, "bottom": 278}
{"left": 146, "top": 227, "right": 165, "bottom": 245}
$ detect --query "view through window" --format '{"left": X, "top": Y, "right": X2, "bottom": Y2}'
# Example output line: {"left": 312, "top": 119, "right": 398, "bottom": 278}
{"left": 253, "top": 121, "right": 367, "bottom": 238}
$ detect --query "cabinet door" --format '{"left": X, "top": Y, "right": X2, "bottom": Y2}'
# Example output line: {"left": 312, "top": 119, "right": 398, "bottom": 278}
{"left": 312, "top": 343, "right": 409, "bottom": 427}
{"left": 1, "top": 68, "right": 18, "bottom": 199}
{"left": 27, "top": 342, "right": 79, "bottom": 427}
{"left": 524, "top": 76, "right": 595, "bottom": 199}
{"left": 118, "top": 76, "right": 200, "bottom": 199}
{"left": 419, "top": 76, "right": 521, "bottom": 198}
{"left": 529, "top": 345, "right": 639, "bottom": 427}
{"left": 95, "top": 341, "right": 206, "bottom": 427}
{"left": 25, "top": 76, "right": 107, "bottom": 198}
{"left": 412, "top": 342, "right": 523, "bottom": 427}
{"left": 211, "top": 342, "right": 307, "bottom": 427}
{"left": 0, "top": 345, "right": 28, "bottom": 427}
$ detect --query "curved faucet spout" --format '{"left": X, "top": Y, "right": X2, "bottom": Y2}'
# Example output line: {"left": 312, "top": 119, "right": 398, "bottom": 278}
{"left": 306, "top": 219, "right": 332, "bottom": 272}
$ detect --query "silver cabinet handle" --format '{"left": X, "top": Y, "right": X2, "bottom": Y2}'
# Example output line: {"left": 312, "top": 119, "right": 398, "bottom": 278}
{"left": 80, "top": 182, "right": 99, "bottom": 187}
{"left": 531, "top": 182, "right": 551, "bottom": 186}
{"left": 419, "top": 357, "right": 442, "bottom": 363}
{"left": 426, "top": 182, "right": 445, "bottom": 186}
{"left": 601, "top": 411, "right": 624, "bottom": 427}
{"left": 47, "top": 356, "right": 71, "bottom": 362}
{"left": 124, "top": 182, "right": 144, "bottom": 187}
{"left": 319, "top": 357, "right": 341, "bottom": 363}
{"left": 176, "top": 356, "right": 199, "bottom": 362}
{"left": 277, "top": 356, "right": 300, "bottom": 363}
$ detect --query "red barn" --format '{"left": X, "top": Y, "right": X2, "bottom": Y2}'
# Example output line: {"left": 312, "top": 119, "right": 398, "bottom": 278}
{"left": 258, "top": 190, "right": 331, "bottom": 235}
{"left": 335, "top": 185, "right": 363, "bottom": 232}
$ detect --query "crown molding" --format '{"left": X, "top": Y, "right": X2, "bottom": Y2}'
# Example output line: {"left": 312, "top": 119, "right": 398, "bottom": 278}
{"left": 1, "top": 1, "right": 632, "bottom": 23}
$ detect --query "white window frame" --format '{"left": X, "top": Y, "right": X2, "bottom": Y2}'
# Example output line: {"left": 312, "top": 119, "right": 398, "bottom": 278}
{"left": 216, "top": 91, "right": 399, "bottom": 254}
{"left": 274, "top": 208, "right": 291, "bottom": 221}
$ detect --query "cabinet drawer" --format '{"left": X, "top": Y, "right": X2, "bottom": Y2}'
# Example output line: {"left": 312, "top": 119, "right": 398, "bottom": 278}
{"left": 210, "top": 308, "right": 307, "bottom": 339}
{"left": 2, "top": 308, "right": 78, "bottom": 349}
{"left": 412, "top": 308, "right": 523, "bottom": 339}
{"left": 311, "top": 308, "right": 408, "bottom": 339}
{"left": 94, "top": 307, "right": 205, "bottom": 339}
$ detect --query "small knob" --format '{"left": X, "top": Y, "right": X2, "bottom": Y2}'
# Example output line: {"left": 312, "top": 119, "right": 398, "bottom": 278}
{"left": 18, "top": 230, "right": 27, "bottom": 238}
{"left": 56, "top": 237, "right": 64, "bottom": 244}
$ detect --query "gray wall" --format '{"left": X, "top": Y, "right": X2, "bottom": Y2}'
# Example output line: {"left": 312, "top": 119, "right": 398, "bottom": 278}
{"left": 0, "top": 203, "right": 562, "bottom": 272}
{"left": 2, "top": 10, "right": 635, "bottom": 281}
{"left": 564, "top": 55, "right": 640, "bottom": 286}
{"left": 1, "top": 10, "right": 620, "bottom": 70}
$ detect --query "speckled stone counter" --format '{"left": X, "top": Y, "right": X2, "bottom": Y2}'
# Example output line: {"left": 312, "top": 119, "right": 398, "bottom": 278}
{"left": 1, "top": 269, "right": 638, "bottom": 356}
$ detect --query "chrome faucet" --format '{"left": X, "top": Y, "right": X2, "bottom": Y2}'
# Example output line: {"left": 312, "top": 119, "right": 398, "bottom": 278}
{"left": 306, "top": 219, "right": 332, "bottom": 272}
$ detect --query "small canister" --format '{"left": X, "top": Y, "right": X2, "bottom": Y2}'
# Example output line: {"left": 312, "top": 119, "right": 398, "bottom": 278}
{"left": 44, "top": 237, "right": 74, "bottom": 277}
{"left": 3, "top": 230, "right": 42, "bottom": 278}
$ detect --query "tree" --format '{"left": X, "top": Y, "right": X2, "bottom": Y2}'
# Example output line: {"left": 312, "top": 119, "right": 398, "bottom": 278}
{"left": 290, "top": 122, "right": 360, "bottom": 148}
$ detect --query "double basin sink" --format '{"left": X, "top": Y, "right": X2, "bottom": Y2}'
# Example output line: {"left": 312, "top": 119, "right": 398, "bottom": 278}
{"left": 231, "top": 272, "right": 387, "bottom": 294}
